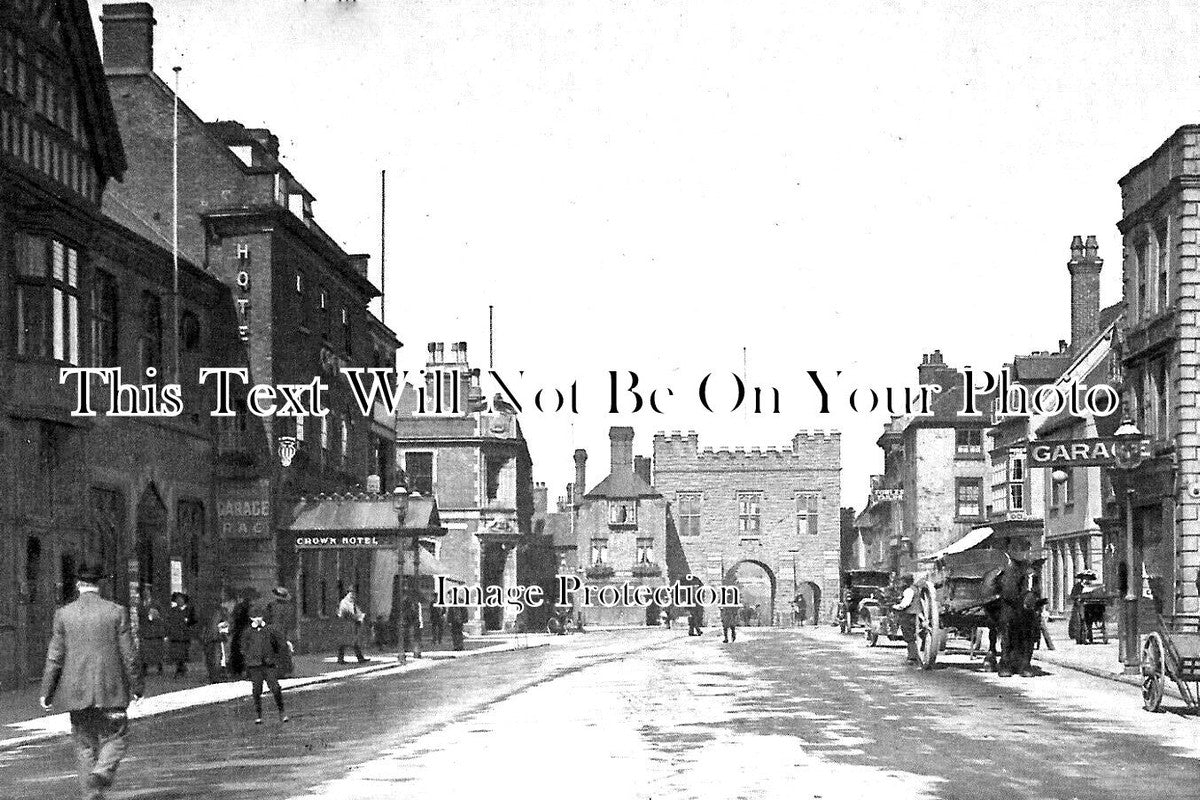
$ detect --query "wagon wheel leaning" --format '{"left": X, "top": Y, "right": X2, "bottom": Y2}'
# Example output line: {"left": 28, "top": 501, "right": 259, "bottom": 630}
{"left": 1141, "top": 632, "right": 1167, "bottom": 713}
{"left": 915, "top": 584, "right": 940, "bottom": 670}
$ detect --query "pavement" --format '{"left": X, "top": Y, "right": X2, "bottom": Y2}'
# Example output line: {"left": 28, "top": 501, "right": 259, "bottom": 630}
{"left": 4, "top": 626, "right": 1197, "bottom": 799}
{"left": 0, "top": 634, "right": 539, "bottom": 752}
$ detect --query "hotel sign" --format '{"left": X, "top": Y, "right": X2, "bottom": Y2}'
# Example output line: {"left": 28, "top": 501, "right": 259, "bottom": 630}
{"left": 1027, "top": 437, "right": 1152, "bottom": 469}
{"left": 295, "top": 533, "right": 408, "bottom": 549}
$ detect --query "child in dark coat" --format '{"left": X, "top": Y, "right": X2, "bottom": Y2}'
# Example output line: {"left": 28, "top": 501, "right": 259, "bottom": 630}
{"left": 239, "top": 602, "right": 288, "bottom": 724}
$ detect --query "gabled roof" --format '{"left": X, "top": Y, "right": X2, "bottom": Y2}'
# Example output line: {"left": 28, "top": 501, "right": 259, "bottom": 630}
{"left": 63, "top": 0, "right": 126, "bottom": 178}
{"left": 584, "top": 470, "right": 661, "bottom": 500}
{"left": 1034, "top": 301, "right": 1124, "bottom": 438}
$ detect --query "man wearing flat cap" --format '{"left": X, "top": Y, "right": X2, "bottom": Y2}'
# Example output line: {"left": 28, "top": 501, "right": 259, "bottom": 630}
{"left": 39, "top": 562, "right": 143, "bottom": 799}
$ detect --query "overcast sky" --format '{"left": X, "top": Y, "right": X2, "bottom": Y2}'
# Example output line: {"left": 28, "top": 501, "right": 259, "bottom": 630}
{"left": 86, "top": 0, "right": 1200, "bottom": 509}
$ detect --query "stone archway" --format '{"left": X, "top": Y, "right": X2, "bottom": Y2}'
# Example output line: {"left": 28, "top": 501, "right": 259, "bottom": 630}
{"left": 724, "top": 560, "right": 777, "bottom": 626}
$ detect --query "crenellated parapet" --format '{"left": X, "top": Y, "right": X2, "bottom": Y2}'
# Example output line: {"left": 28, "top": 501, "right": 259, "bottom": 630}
{"left": 653, "top": 430, "right": 840, "bottom": 468}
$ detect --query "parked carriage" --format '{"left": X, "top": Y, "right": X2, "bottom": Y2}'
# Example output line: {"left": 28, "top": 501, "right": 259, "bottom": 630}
{"left": 838, "top": 569, "right": 892, "bottom": 635}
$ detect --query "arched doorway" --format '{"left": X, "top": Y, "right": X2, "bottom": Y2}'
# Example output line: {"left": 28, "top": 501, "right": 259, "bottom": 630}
{"left": 796, "top": 580, "right": 822, "bottom": 625}
{"left": 724, "top": 560, "right": 776, "bottom": 626}
{"left": 136, "top": 484, "right": 168, "bottom": 606}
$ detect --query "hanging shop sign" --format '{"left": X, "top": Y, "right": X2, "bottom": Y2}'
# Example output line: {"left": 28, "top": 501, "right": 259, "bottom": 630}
{"left": 1027, "top": 437, "right": 1152, "bottom": 469}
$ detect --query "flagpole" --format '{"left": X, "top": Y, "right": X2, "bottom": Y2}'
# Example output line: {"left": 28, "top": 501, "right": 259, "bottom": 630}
{"left": 172, "top": 66, "right": 181, "bottom": 382}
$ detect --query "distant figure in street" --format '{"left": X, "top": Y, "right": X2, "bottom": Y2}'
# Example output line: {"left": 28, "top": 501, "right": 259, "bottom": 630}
{"left": 429, "top": 599, "right": 445, "bottom": 645}
{"left": 137, "top": 591, "right": 165, "bottom": 677}
{"left": 265, "top": 587, "right": 296, "bottom": 678}
{"left": 794, "top": 593, "right": 807, "bottom": 627}
{"left": 203, "top": 601, "right": 230, "bottom": 683}
{"left": 337, "top": 589, "right": 370, "bottom": 664}
{"left": 165, "top": 592, "right": 197, "bottom": 677}
{"left": 893, "top": 575, "right": 920, "bottom": 664}
{"left": 229, "top": 593, "right": 253, "bottom": 677}
{"left": 39, "top": 562, "right": 143, "bottom": 800}
{"left": 720, "top": 603, "right": 739, "bottom": 643}
{"left": 446, "top": 605, "right": 467, "bottom": 650}
{"left": 239, "top": 602, "right": 288, "bottom": 725}
{"left": 752, "top": 604, "right": 762, "bottom": 627}
{"left": 688, "top": 603, "right": 704, "bottom": 636}
{"left": 401, "top": 592, "right": 424, "bottom": 658}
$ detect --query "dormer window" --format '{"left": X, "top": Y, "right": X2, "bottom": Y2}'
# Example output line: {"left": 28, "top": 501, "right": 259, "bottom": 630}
{"left": 609, "top": 500, "right": 636, "bottom": 527}
{"left": 230, "top": 145, "right": 253, "bottom": 167}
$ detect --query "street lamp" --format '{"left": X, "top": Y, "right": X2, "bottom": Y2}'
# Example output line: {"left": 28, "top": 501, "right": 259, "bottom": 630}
{"left": 393, "top": 485, "right": 409, "bottom": 665}
{"left": 1112, "top": 417, "right": 1145, "bottom": 670}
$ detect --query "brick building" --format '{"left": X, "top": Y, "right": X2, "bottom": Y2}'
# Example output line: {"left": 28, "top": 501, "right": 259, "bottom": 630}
{"left": 0, "top": 1, "right": 244, "bottom": 686}
{"left": 98, "top": 3, "right": 400, "bottom": 651}
{"left": 395, "top": 342, "right": 535, "bottom": 634}
{"left": 855, "top": 352, "right": 996, "bottom": 575}
{"left": 653, "top": 430, "right": 841, "bottom": 624}
{"left": 1107, "top": 125, "right": 1200, "bottom": 665}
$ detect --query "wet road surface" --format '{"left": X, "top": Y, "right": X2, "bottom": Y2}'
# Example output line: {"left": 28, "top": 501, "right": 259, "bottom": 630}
{"left": 1, "top": 627, "right": 1197, "bottom": 799}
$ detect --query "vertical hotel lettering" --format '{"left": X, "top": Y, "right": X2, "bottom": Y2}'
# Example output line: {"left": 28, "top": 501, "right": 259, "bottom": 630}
{"left": 236, "top": 243, "right": 251, "bottom": 340}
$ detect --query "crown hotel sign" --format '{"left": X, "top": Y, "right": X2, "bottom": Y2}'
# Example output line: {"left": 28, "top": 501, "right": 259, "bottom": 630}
{"left": 1027, "top": 437, "right": 1152, "bottom": 469}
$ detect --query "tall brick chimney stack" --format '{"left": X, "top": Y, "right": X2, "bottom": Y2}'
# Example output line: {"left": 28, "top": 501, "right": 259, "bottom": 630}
{"left": 1068, "top": 235, "right": 1102, "bottom": 353}
{"left": 101, "top": 3, "right": 156, "bottom": 76}
{"left": 609, "top": 427, "right": 635, "bottom": 473}
{"left": 917, "top": 350, "right": 947, "bottom": 384}
{"left": 533, "top": 482, "right": 548, "bottom": 515}
{"left": 573, "top": 449, "right": 587, "bottom": 506}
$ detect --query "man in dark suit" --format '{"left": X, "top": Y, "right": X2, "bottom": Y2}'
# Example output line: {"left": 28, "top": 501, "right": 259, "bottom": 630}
{"left": 39, "top": 563, "right": 143, "bottom": 799}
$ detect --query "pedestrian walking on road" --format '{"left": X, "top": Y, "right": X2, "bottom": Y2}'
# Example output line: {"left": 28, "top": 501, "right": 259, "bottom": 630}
{"left": 336, "top": 589, "right": 370, "bottom": 664}
{"left": 265, "top": 587, "right": 296, "bottom": 677}
{"left": 794, "top": 593, "right": 807, "bottom": 627}
{"left": 893, "top": 575, "right": 920, "bottom": 664}
{"left": 39, "top": 562, "right": 143, "bottom": 800}
{"left": 165, "top": 592, "right": 197, "bottom": 677}
{"left": 720, "top": 603, "right": 739, "bottom": 643}
{"left": 688, "top": 603, "right": 704, "bottom": 636}
{"left": 239, "top": 602, "right": 288, "bottom": 724}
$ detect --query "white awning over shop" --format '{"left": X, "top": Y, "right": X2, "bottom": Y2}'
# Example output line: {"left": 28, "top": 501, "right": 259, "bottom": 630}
{"left": 924, "top": 526, "right": 994, "bottom": 561}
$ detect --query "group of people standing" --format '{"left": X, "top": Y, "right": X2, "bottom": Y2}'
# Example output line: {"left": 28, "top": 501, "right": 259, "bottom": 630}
{"left": 134, "top": 591, "right": 198, "bottom": 678}
{"left": 368, "top": 592, "right": 469, "bottom": 654}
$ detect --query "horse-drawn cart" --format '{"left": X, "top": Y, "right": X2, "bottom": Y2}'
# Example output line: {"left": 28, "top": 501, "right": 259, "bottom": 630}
{"left": 913, "top": 548, "right": 1011, "bottom": 669}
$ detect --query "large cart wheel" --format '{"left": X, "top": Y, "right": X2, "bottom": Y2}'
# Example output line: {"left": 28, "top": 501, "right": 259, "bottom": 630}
{"left": 916, "top": 584, "right": 940, "bottom": 670}
{"left": 1141, "top": 632, "right": 1167, "bottom": 713}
